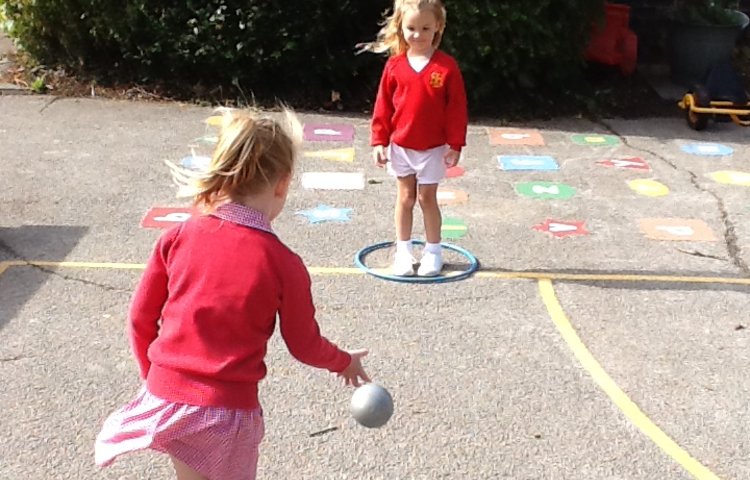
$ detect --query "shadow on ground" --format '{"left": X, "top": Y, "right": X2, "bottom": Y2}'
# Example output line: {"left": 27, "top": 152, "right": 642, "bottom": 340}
{"left": 0, "top": 225, "right": 88, "bottom": 329}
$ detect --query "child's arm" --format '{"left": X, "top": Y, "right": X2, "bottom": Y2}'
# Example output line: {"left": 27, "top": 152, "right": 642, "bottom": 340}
{"left": 371, "top": 60, "right": 395, "bottom": 150}
{"left": 445, "top": 62, "right": 469, "bottom": 153}
{"left": 279, "top": 256, "right": 369, "bottom": 385}
{"left": 127, "top": 230, "right": 175, "bottom": 379}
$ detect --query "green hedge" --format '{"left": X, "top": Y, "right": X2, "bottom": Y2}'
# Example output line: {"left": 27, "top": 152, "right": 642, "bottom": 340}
{"left": 1, "top": 1, "right": 604, "bottom": 113}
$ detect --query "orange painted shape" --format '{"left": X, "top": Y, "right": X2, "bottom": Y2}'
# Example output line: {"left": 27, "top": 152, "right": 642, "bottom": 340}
{"left": 639, "top": 218, "right": 717, "bottom": 242}
{"left": 436, "top": 188, "right": 469, "bottom": 206}
{"left": 488, "top": 128, "right": 545, "bottom": 146}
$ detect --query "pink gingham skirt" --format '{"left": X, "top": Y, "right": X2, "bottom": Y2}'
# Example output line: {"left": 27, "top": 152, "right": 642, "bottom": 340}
{"left": 95, "top": 386, "right": 264, "bottom": 480}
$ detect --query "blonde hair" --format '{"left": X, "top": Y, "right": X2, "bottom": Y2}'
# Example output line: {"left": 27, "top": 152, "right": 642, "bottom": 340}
{"left": 365, "top": 0, "right": 447, "bottom": 56}
{"left": 167, "top": 108, "right": 302, "bottom": 211}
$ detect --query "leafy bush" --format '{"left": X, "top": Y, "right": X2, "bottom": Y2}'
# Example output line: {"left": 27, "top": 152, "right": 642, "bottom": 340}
{"left": 1, "top": 0, "right": 604, "bottom": 114}
{"left": 443, "top": 0, "right": 604, "bottom": 111}
{"left": 671, "top": 0, "right": 742, "bottom": 26}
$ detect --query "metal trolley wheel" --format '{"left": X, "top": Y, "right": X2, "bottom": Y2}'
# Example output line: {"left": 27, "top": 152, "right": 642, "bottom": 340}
{"left": 354, "top": 240, "right": 479, "bottom": 284}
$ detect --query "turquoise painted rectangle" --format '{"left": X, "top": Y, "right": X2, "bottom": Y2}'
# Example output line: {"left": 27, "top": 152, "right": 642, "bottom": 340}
{"left": 498, "top": 155, "right": 559, "bottom": 171}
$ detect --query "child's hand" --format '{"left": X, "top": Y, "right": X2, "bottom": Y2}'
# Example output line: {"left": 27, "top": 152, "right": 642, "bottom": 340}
{"left": 373, "top": 146, "right": 388, "bottom": 167}
{"left": 338, "top": 349, "right": 371, "bottom": 387}
{"left": 444, "top": 149, "right": 460, "bottom": 168}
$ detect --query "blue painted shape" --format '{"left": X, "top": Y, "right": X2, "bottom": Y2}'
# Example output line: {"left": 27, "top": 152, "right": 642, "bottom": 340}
{"left": 180, "top": 155, "right": 211, "bottom": 170}
{"left": 296, "top": 205, "right": 353, "bottom": 224}
{"left": 681, "top": 143, "right": 734, "bottom": 156}
{"left": 498, "top": 155, "right": 559, "bottom": 171}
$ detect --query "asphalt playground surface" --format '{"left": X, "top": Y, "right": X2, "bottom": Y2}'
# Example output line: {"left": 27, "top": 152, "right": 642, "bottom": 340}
{"left": 1, "top": 94, "right": 749, "bottom": 480}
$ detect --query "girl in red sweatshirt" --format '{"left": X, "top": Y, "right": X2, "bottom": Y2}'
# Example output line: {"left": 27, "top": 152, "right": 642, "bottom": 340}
{"left": 368, "top": 0, "right": 468, "bottom": 277}
{"left": 95, "top": 108, "right": 370, "bottom": 480}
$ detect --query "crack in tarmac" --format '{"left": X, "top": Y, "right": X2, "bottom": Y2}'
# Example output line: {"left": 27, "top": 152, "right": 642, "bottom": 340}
{"left": 597, "top": 120, "right": 750, "bottom": 276}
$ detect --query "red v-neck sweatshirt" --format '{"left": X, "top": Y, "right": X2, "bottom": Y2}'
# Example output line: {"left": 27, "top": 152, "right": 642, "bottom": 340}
{"left": 371, "top": 50, "right": 468, "bottom": 152}
{"left": 128, "top": 214, "right": 351, "bottom": 409}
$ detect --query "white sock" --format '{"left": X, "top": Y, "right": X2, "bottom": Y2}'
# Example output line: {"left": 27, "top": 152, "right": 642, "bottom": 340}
{"left": 424, "top": 242, "right": 442, "bottom": 254}
{"left": 396, "top": 240, "right": 412, "bottom": 254}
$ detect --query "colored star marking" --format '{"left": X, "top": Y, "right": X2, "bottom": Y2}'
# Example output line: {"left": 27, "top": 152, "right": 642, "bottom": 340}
{"left": 498, "top": 155, "right": 559, "bottom": 171}
{"left": 488, "top": 128, "right": 545, "bottom": 146}
{"left": 532, "top": 219, "right": 589, "bottom": 238}
{"left": 304, "top": 147, "right": 355, "bottom": 163}
{"left": 301, "top": 172, "right": 365, "bottom": 190}
{"left": 180, "top": 155, "right": 211, "bottom": 170}
{"left": 303, "top": 124, "right": 355, "bottom": 142}
{"left": 141, "top": 207, "right": 197, "bottom": 229}
{"left": 515, "top": 182, "right": 576, "bottom": 200}
{"left": 441, "top": 217, "right": 468, "bottom": 239}
{"left": 639, "top": 218, "right": 716, "bottom": 242}
{"left": 296, "top": 205, "right": 353, "bottom": 224}
{"left": 597, "top": 157, "right": 651, "bottom": 171}
{"left": 436, "top": 188, "right": 469, "bottom": 205}
{"left": 707, "top": 170, "right": 750, "bottom": 186}
{"left": 571, "top": 134, "right": 620, "bottom": 146}
{"left": 681, "top": 143, "right": 733, "bottom": 156}
{"left": 627, "top": 179, "right": 670, "bottom": 197}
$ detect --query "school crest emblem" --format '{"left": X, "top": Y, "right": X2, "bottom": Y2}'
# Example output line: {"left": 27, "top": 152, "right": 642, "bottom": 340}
{"left": 429, "top": 72, "right": 444, "bottom": 88}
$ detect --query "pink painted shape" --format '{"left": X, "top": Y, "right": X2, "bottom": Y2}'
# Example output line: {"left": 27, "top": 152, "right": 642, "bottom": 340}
{"left": 446, "top": 166, "right": 465, "bottom": 178}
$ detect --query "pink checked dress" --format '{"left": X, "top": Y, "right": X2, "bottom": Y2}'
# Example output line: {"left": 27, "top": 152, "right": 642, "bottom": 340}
{"left": 95, "top": 205, "right": 274, "bottom": 480}
{"left": 95, "top": 387, "right": 264, "bottom": 479}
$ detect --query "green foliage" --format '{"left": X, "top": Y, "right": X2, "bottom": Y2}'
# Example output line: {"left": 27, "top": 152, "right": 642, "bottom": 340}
{"left": 30, "top": 75, "right": 47, "bottom": 93}
{"left": 2, "top": 0, "right": 389, "bottom": 99}
{"left": 1, "top": 0, "right": 605, "bottom": 114}
{"left": 443, "top": 0, "right": 604, "bottom": 112}
{"left": 671, "top": 0, "right": 743, "bottom": 26}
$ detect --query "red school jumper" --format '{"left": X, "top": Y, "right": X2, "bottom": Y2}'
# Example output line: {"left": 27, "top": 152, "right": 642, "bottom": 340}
{"left": 371, "top": 50, "right": 468, "bottom": 153}
{"left": 128, "top": 203, "right": 351, "bottom": 410}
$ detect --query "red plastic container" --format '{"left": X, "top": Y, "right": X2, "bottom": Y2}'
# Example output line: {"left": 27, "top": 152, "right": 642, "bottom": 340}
{"left": 585, "top": 3, "right": 638, "bottom": 75}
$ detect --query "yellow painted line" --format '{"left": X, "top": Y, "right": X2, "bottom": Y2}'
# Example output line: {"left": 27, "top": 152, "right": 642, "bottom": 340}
{"left": 21, "top": 261, "right": 147, "bottom": 270}
{"left": 538, "top": 279, "right": 721, "bottom": 480}
{"left": 478, "top": 271, "right": 750, "bottom": 286}
{"left": 308, "top": 267, "right": 364, "bottom": 275}
{"left": 0, "top": 261, "right": 748, "bottom": 286}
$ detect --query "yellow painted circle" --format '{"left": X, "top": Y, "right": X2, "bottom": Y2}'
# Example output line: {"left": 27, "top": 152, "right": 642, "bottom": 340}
{"left": 627, "top": 179, "right": 670, "bottom": 197}
{"left": 707, "top": 170, "right": 750, "bottom": 186}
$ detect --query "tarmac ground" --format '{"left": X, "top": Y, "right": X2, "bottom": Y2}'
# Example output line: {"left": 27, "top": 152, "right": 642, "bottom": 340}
{"left": 1, "top": 82, "right": 749, "bottom": 479}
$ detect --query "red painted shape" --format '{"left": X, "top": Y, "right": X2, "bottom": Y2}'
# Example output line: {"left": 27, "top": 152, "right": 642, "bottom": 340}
{"left": 532, "top": 219, "right": 590, "bottom": 239}
{"left": 141, "top": 207, "right": 198, "bottom": 229}
{"left": 446, "top": 166, "right": 465, "bottom": 178}
{"left": 597, "top": 157, "right": 651, "bottom": 171}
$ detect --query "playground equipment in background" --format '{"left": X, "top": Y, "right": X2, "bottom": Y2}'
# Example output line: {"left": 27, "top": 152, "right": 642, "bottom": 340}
{"left": 679, "top": 62, "right": 750, "bottom": 131}
{"left": 584, "top": 2, "right": 638, "bottom": 75}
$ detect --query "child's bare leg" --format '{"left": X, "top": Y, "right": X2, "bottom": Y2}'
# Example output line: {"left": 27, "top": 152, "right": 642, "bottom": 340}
{"left": 395, "top": 175, "right": 417, "bottom": 241}
{"left": 418, "top": 183, "right": 441, "bottom": 244}
{"left": 170, "top": 456, "right": 207, "bottom": 480}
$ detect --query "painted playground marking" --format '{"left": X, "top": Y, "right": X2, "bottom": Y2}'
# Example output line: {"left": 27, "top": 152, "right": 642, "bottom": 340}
{"left": 487, "top": 127, "right": 545, "bottom": 146}
{"left": 0, "top": 259, "right": 737, "bottom": 479}
{"left": 2, "top": 260, "right": 750, "bottom": 285}
{"left": 539, "top": 280, "right": 720, "bottom": 480}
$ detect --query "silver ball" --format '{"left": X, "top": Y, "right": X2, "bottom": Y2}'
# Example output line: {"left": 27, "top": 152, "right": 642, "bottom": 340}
{"left": 350, "top": 383, "right": 394, "bottom": 428}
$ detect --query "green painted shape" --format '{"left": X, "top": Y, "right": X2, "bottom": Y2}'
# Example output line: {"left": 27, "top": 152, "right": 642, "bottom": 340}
{"left": 515, "top": 182, "right": 576, "bottom": 200}
{"left": 571, "top": 133, "right": 620, "bottom": 146}
{"left": 441, "top": 217, "right": 467, "bottom": 239}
